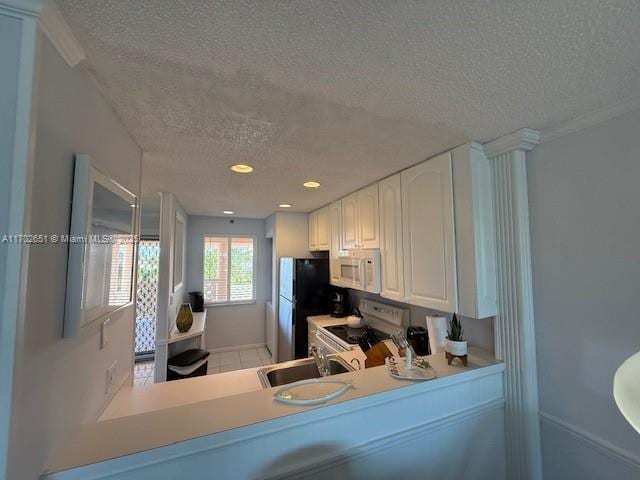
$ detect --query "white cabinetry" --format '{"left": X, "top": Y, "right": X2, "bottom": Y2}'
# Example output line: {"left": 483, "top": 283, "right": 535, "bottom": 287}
{"left": 378, "top": 174, "right": 404, "bottom": 301}
{"left": 341, "top": 192, "right": 359, "bottom": 249}
{"left": 357, "top": 183, "right": 380, "bottom": 248}
{"left": 308, "top": 210, "right": 318, "bottom": 251}
{"left": 398, "top": 144, "right": 497, "bottom": 318}
{"left": 341, "top": 184, "right": 380, "bottom": 249}
{"left": 317, "top": 205, "right": 329, "bottom": 250}
{"left": 401, "top": 152, "right": 457, "bottom": 312}
{"left": 450, "top": 143, "right": 497, "bottom": 319}
{"left": 308, "top": 205, "right": 329, "bottom": 252}
{"left": 329, "top": 200, "right": 342, "bottom": 286}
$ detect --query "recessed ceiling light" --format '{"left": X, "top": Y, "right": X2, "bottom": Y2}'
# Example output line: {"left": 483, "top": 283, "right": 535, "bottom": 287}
{"left": 278, "top": 203, "right": 292, "bottom": 208}
{"left": 303, "top": 181, "right": 321, "bottom": 189}
{"left": 223, "top": 210, "right": 234, "bottom": 215}
{"left": 230, "top": 164, "right": 254, "bottom": 174}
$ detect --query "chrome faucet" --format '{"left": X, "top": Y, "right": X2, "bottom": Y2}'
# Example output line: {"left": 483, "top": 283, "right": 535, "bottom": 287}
{"left": 311, "top": 346, "right": 330, "bottom": 376}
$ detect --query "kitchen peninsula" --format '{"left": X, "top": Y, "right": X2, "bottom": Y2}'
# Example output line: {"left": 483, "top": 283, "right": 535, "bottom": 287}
{"left": 46, "top": 340, "right": 503, "bottom": 479}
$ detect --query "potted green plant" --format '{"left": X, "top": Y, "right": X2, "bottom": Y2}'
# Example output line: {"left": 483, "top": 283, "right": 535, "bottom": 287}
{"left": 445, "top": 313, "right": 467, "bottom": 356}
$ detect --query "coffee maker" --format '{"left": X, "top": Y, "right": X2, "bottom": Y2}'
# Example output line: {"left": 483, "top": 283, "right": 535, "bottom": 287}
{"left": 330, "top": 288, "right": 348, "bottom": 318}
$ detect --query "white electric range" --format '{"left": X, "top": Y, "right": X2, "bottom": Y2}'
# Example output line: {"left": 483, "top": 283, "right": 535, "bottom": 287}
{"left": 315, "top": 299, "right": 408, "bottom": 354}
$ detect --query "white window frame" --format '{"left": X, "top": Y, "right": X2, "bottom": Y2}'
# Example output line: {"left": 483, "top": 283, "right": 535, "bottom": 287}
{"left": 203, "top": 234, "right": 258, "bottom": 306}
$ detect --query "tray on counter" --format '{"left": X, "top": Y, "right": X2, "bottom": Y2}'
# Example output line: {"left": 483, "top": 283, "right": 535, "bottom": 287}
{"left": 385, "top": 356, "right": 437, "bottom": 381}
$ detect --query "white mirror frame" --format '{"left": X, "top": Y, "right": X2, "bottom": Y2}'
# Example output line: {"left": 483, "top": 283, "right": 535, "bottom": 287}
{"left": 172, "top": 211, "right": 185, "bottom": 293}
{"left": 64, "top": 154, "right": 137, "bottom": 337}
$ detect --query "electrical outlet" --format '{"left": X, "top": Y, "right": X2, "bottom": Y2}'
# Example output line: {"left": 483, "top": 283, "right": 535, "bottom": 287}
{"left": 105, "top": 360, "right": 117, "bottom": 394}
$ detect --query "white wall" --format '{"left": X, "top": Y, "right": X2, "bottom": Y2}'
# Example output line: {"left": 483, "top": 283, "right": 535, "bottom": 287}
{"left": 528, "top": 108, "right": 640, "bottom": 478}
{"left": 186, "top": 216, "right": 271, "bottom": 349}
{"left": 7, "top": 36, "right": 142, "bottom": 480}
{"left": 266, "top": 212, "right": 310, "bottom": 360}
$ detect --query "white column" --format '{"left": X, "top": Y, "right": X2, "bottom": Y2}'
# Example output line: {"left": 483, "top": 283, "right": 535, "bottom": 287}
{"left": 484, "top": 128, "right": 542, "bottom": 480}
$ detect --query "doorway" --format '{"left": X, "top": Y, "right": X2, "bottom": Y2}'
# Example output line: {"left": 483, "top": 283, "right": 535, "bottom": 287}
{"left": 135, "top": 238, "right": 160, "bottom": 360}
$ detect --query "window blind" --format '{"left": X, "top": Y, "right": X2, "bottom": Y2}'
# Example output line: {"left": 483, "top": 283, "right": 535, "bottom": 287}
{"left": 108, "top": 234, "right": 134, "bottom": 306}
{"left": 204, "top": 236, "right": 255, "bottom": 304}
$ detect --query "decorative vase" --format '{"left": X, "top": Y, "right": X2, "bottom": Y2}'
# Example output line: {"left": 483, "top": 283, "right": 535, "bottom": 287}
{"left": 176, "top": 303, "right": 193, "bottom": 332}
{"left": 445, "top": 339, "right": 468, "bottom": 356}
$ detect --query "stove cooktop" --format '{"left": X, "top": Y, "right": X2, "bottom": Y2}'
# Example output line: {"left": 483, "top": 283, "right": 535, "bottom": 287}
{"left": 324, "top": 324, "right": 391, "bottom": 345}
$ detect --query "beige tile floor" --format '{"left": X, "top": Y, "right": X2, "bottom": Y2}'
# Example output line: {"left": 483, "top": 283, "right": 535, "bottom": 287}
{"left": 133, "top": 346, "right": 273, "bottom": 387}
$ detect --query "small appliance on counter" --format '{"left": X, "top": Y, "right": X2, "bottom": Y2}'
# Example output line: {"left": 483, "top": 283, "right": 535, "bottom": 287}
{"left": 330, "top": 288, "right": 349, "bottom": 318}
{"left": 407, "top": 326, "right": 431, "bottom": 356}
{"left": 188, "top": 291, "right": 204, "bottom": 313}
{"left": 346, "top": 307, "right": 363, "bottom": 328}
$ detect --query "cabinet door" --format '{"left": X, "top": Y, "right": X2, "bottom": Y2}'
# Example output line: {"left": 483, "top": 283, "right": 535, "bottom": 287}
{"left": 357, "top": 183, "right": 380, "bottom": 248}
{"left": 308, "top": 210, "right": 318, "bottom": 251}
{"left": 329, "top": 200, "right": 343, "bottom": 285}
{"left": 317, "top": 205, "right": 330, "bottom": 250}
{"left": 341, "top": 192, "right": 359, "bottom": 249}
{"left": 379, "top": 174, "right": 404, "bottom": 301}
{"left": 401, "top": 152, "right": 457, "bottom": 312}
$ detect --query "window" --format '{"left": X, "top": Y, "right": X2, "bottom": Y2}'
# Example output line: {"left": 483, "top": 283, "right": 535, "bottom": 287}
{"left": 203, "top": 236, "right": 256, "bottom": 304}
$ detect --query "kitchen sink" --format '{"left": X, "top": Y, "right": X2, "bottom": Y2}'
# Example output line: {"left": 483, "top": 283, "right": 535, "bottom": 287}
{"left": 257, "top": 355, "right": 354, "bottom": 388}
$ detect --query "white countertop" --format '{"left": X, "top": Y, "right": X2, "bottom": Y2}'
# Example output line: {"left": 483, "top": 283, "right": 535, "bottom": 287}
{"left": 48, "top": 317, "right": 501, "bottom": 475}
{"left": 100, "top": 363, "right": 264, "bottom": 421}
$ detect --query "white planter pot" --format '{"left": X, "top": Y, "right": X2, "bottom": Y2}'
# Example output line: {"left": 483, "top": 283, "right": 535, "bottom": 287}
{"left": 445, "top": 339, "right": 467, "bottom": 356}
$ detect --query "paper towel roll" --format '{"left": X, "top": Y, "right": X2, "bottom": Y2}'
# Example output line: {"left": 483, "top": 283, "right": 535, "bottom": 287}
{"left": 426, "top": 315, "right": 448, "bottom": 354}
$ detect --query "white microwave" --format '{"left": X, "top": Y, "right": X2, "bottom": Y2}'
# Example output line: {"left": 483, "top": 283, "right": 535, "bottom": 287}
{"left": 336, "top": 249, "right": 381, "bottom": 294}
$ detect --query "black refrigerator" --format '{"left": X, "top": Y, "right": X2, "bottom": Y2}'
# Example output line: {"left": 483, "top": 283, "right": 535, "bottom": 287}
{"left": 278, "top": 257, "right": 330, "bottom": 360}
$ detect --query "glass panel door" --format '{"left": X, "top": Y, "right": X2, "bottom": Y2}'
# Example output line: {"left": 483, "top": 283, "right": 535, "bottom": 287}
{"left": 135, "top": 239, "right": 159, "bottom": 356}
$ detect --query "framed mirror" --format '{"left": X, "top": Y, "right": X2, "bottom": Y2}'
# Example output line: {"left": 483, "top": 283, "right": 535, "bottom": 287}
{"left": 64, "top": 154, "right": 137, "bottom": 337}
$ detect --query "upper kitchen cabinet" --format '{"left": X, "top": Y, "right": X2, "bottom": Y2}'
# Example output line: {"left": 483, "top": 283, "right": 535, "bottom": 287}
{"left": 378, "top": 174, "right": 404, "bottom": 302}
{"left": 400, "top": 144, "right": 497, "bottom": 318}
{"left": 308, "top": 209, "right": 318, "bottom": 251}
{"left": 450, "top": 143, "right": 497, "bottom": 319}
{"left": 401, "top": 152, "right": 457, "bottom": 313}
{"left": 308, "top": 205, "right": 330, "bottom": 252}
{"left": 317, "top": 205, "right": 330, "bottom": 250}
{"left": 341, "top": 184, "right": 380, "bottom": 250}
{"left": 341, "top": 191, "right": 359, "bottom": 249}
{"left": 357, "top": 183, "right": 380, "bottom": 249}
{"left": 328, "top": 200, "right": 342, "bottom": 285}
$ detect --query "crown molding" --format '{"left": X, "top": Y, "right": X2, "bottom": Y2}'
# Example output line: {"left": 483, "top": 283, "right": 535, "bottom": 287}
{"left": 540, "top": 94, "right": 640, "bottom": 143}
{"left": 0, "top": 0, "right": 43, "bottom": 17}
{"left": 483, "top": 128, "right": 540, "bottom": 158}
{"left": 38, "top": 0, "right": 85, "bottom": 67}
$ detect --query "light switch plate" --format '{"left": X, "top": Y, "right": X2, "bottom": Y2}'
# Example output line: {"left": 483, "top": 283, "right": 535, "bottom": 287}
{"left": 100, "top": 318, "right": 111, "bottom": 349}
{"left": 105, "top": 360, "right": 117, "bottom": 394}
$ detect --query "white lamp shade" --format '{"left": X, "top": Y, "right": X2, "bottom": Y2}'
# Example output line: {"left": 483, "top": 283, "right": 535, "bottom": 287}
{"left": 614, "top": 351, "right": 640, "bottom": 434}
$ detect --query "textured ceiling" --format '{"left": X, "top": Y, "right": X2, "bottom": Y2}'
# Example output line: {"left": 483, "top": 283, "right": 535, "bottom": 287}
{"left": 56, "top": 0, "right": 640, "bottom": 218}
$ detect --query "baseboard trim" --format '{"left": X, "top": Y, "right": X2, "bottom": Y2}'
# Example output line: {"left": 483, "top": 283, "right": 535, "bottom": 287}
{"left": 539, "top": 411, "right": 640, "bottom": 471}
{"left": 267, "top": 399, "right": 504, "bottom": 480}
{"left": 208, "top": 343, "right": 266, "bottom": 353}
